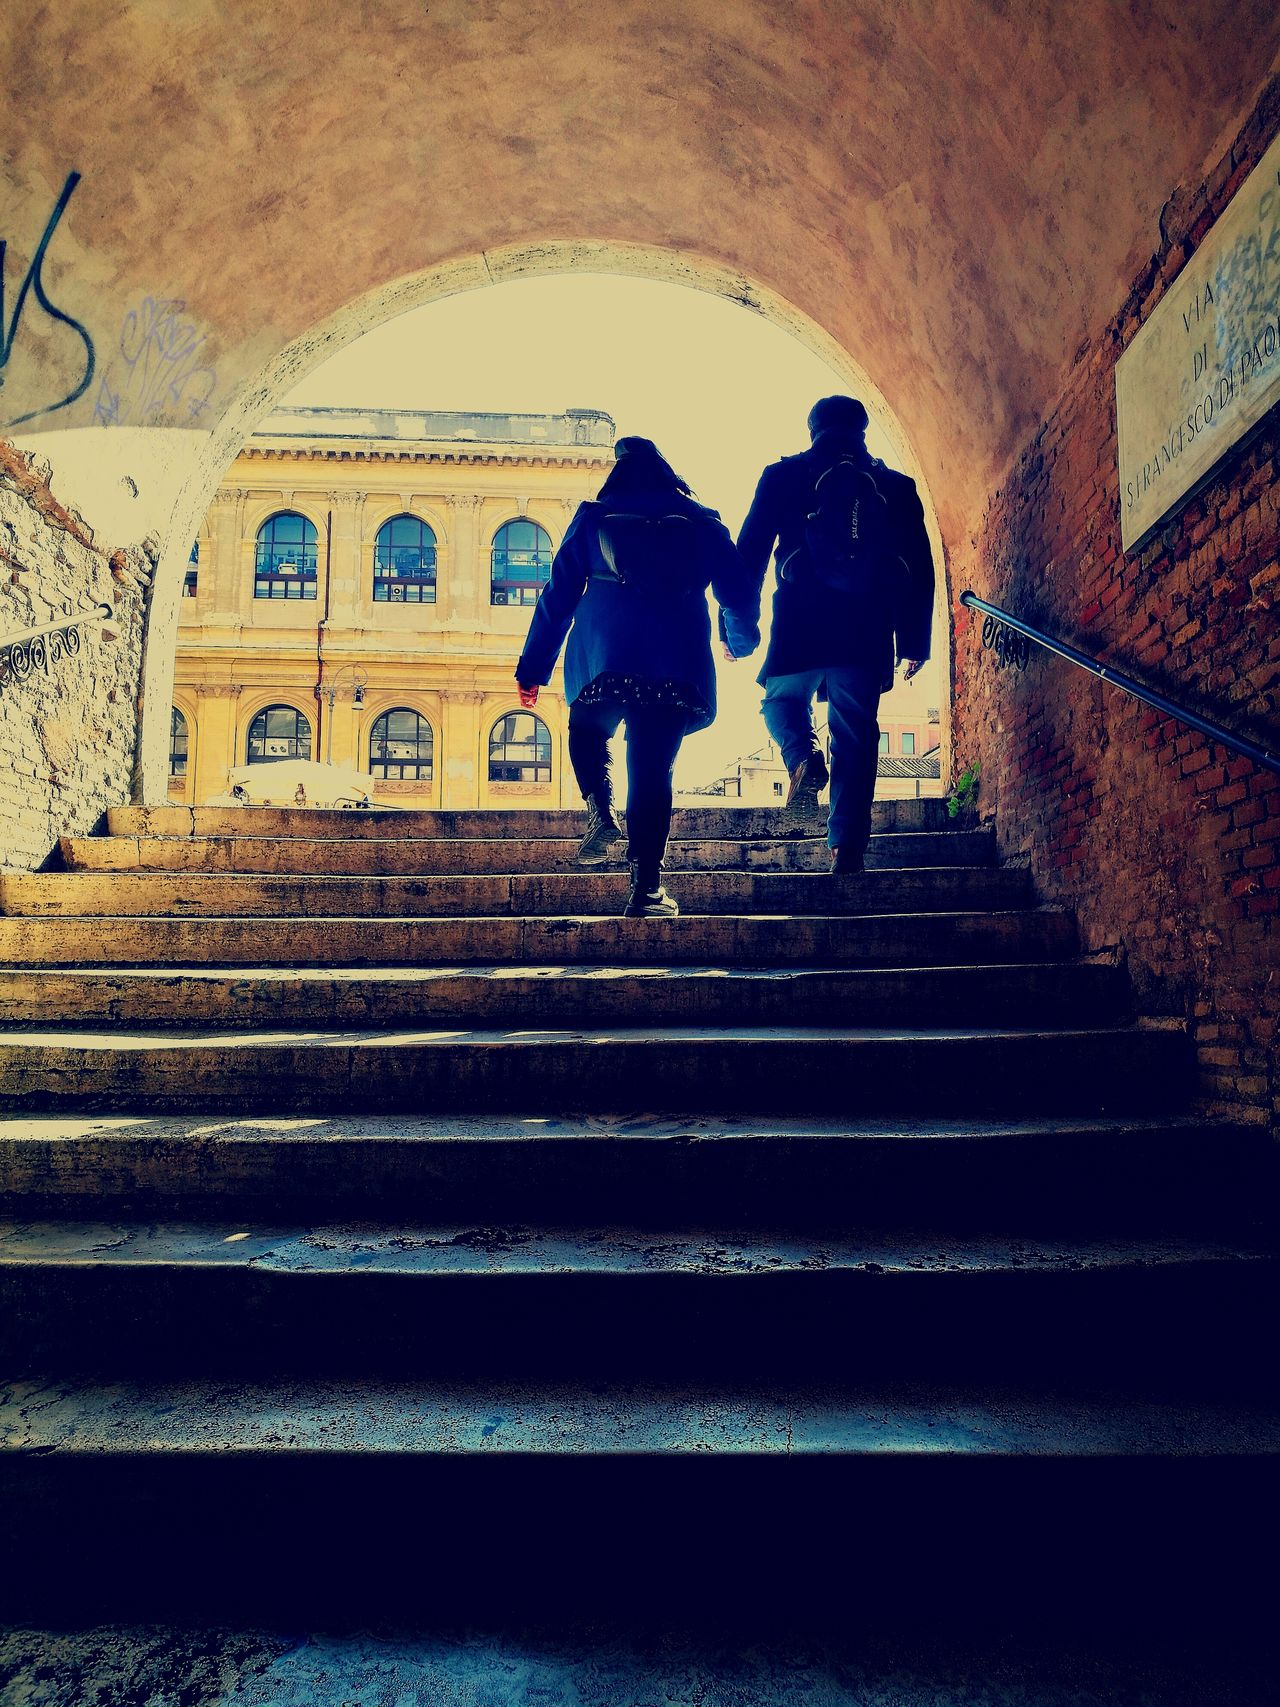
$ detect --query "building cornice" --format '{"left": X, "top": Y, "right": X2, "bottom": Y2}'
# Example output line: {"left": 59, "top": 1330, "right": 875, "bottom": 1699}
{"left": 241, "top": 442, "right": 612, "bottom": 470}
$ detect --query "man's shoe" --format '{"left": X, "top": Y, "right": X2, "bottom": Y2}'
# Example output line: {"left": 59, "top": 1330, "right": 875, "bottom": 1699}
{"left": 576, "top": 793, "right": 625, "bottom": 865}
{"left": 623, "top": 861, "right": 680, "bottom": 918}
{"left": 830, "top": 846, "right": 864, "bottom": 875}
{"left": 780, "top": 750, "right": 829, "bottom": 830}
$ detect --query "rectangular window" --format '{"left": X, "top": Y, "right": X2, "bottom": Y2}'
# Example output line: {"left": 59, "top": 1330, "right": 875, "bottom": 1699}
{"left": 878, "top": 731, "right": 890, "bottom": 753}
{"left": 902, "top": 732, "right": 916, "bottom": 754}
{"left": 491, "top": 583, "right": 545, "bottom": 608}
{"left": 255, "top": 576, "right": 318, "bottom": 600}
{"left": 373, "top": 575, "right": 436, "bottom": 604}
{"left": 254, "top": 540, "right": 319, "bottom": 601}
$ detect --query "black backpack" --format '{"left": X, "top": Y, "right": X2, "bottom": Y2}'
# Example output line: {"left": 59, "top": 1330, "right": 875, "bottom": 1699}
{"left": 782, "top": 456, "right": 904, "bottom": 603}
{"left": 592, "top": 509, "right": 712, "bottom": 599}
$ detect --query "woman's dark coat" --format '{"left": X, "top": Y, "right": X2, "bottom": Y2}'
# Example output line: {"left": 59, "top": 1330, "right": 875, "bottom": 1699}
{"left": 736, "top": 431, "right": 935, "bottom": 690}
{"left": 515, "top": 493, "right": 760, "bottom": 733}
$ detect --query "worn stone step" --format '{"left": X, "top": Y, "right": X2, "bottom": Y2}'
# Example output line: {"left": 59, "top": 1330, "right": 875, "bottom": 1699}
{"left": 0, "top": 1221, "right": 1270, "bottom": 1382}
{"left": 5, "top": 1374, "right": 1277, "bottom": 1458}
{"left": 0, "top": 1020, "right": 1189, "bottom": 1116}
{"left": 107, "top": 800, "right": 956, "bottom": 841}
{"left": 61, "top": 828, "right": 996, "bottom": 875}
{"left": 4, "top": 1378, "right": 1276, "bottom": 1627}
{"left": 2, "top": 1113, "right": 1267, "bottom": 1234}
{"left": 0, "top": 907, "right": 1075, "bottom": 968}
{"left": 0, "top": 867, "right": 1031, "bottom": 920}
{"left": 0, "top": 961, "right": 1129, "bottom": 1031}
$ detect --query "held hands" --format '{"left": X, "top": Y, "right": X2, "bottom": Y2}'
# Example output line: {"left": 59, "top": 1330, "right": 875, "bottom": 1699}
{"left": 517, "top": 683, "right": 540, "bottom": 708}
{"left": 900, "top": 659, "right": 924, "bottom": 682}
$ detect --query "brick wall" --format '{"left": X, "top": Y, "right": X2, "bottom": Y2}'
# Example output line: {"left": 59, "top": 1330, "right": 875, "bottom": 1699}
{"left": 953, "top": 79, "right": 1280, "bottom": 1132}
{"left": 0, "top": 446, "right": 149, "bottom": 870}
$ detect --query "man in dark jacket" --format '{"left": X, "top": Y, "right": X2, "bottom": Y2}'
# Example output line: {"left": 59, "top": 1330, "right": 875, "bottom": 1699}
{"left": 735, "top": 395, "right": 934, "bottom": 872}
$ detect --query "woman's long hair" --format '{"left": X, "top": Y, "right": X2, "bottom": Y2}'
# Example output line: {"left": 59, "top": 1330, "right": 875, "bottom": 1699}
{"left": 596, "top": 436, "right": 695, "bottom": 503}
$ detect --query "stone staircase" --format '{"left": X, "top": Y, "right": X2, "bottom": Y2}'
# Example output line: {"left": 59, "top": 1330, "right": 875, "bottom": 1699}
{"left": 0, "top": 800, "right": 1276, "bottom": 1629}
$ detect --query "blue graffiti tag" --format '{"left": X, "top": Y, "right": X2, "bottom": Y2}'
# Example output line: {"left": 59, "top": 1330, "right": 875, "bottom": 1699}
{"left": 94, "top": 295, "right": 217, "bottom": 427}
{"left": 0, "top": 172, "right": 95, "bottom": 429}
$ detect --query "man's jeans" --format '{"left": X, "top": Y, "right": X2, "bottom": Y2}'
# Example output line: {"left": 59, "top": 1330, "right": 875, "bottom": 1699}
{"left": 568, "top": 699, "right": 689, "bottom": 872}
{"left": 761, "top": 666, "right": 883, "bottom": 854}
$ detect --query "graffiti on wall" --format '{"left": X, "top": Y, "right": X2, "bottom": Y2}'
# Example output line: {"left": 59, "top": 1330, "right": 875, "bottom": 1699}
{"left": 94, "top": 296, "right": 218, "bottom": 428}
{"left": 0, "top": 172, "right": 96, "bottom": 430}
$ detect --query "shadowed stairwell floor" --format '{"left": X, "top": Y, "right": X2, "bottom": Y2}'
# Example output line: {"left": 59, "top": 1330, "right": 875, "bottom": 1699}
{"left": 0, "top": 802, "right": 1276, "bottom": 1692}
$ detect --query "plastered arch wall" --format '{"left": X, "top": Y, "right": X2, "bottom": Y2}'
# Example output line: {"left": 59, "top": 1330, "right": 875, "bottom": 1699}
{"left": 3, "top": 1, "right": 1276, "bottom": 804}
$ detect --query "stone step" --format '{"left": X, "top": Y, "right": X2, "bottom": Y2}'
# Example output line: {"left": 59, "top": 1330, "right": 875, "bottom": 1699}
{"left": 60, "top": 828, "right": 996, "bottom": 874}
{"left": 0, "top": 960, "right": 1129, "bottom": 1031}
{"left": 0, "top": 1222, "right": 1270, "bottom": 1382}
{"left": 2, "top": 1113, "right": 1267, "bottom": 1234}
{"left": 4, "top": 1379, "right": 1276, "bottom": 1628}
{"left": 5, "top": 1375, "right": 1276, "bottom": 1459}
{"left": 0, "top": 906, "right": 1076, "bottom": 967}
{"left": 0, "top": 866, "right": 1031, "bottom": 919}
{"left": 107, "top": 800, "right": 956, "bottom": 840}
{"left": 0, "top": 1020, "right": 1189, "bottom": 1116}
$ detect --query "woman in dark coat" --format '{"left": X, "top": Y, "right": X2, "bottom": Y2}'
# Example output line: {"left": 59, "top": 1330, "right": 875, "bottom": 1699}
{"left": 515, "top": 437, "right": 759, "bottom": 917}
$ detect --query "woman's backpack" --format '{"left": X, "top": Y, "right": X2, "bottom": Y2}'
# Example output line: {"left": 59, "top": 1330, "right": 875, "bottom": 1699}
{"left": 592, "top": 509, "right": 714, "bottom": 599}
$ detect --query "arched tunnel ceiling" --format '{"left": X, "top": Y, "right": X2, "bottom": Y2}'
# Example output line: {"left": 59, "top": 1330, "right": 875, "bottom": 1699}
{"left": 3, "top": 0, "right": 1279, "bottom": 536}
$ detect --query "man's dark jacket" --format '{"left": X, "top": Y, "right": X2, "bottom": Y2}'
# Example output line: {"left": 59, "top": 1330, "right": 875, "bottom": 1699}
{"left": 735, "top": 431, "right": 935, "bottom": 689}
{"left": 516, "top": 493, "right": 760, "bottom": 733}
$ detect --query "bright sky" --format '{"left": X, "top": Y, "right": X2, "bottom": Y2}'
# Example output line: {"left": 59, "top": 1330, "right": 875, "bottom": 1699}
{"left": 284, "top": 274, "right": 939, "bottom": 786}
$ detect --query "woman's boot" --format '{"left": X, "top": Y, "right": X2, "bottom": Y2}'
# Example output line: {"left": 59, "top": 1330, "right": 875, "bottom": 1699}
{"left": 624, "top": 859, "right": 679, "bottom": 918}
{"left": 576, "top": 790, "right": 625, "bottom": 865}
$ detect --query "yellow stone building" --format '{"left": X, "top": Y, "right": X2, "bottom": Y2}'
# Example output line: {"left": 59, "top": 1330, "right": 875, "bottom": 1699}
{"left": 170, "top": 406, "right": 615, "bottom": 808}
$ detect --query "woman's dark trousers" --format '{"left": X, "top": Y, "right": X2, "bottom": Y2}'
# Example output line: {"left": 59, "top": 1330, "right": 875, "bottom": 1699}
{"left": 568, "top": 700, "right": 689, "bottom": 876}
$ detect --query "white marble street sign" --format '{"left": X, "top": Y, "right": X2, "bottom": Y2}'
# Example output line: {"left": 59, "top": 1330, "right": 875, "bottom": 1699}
{"left": 1116, "top": 131, "right": 1280, "bottom": 551}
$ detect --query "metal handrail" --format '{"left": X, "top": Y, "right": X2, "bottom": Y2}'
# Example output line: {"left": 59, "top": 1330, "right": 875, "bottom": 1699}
{"left": 960, "top": 591, "right": 1280, "bottom": 777}
{"left": 0, "top": 603, "right": 113, "bottom": 687}
{"left": 1, "top": 604, "right": 112, "bottom": 651}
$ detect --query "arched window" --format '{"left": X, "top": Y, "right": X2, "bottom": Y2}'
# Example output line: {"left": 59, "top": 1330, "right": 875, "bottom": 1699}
{"left": 254, "top": 512, "right": 318, "bottom": 600}
{"left": 169, "top": 707, "right": 189, "bottom": 777}
{"left": 369, "top": 708, "right": 434, "bottom": 780}
{"left": 183, "top": 541, "right": 199, "bottom": 598}
{"left": 491, "top": 519, "right": 552, "bottom": 607}
{"left": 374, "top": 515, "right": 437, "bottom": 603}
{"left": 489, "top": 712, "right": 552, "bottom": 783}
{"left": 247, "top": 704, "right": 312, "bottom": 763}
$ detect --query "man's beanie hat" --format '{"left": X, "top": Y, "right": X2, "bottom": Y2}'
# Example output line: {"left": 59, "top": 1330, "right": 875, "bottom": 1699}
{"left": 807, "top": 395, "right": 869, "bottom": 438}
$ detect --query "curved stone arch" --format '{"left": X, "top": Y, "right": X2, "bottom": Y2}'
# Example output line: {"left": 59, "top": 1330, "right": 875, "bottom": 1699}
{"left": 484, "top": 512, "right": 558, "bottom": 547}
{"left": 363, "top": 498, "right": 449, "bottom": 552}
{"left": 139, "top": 241, "right": 948, "bottom": 800}
{"left": 243, "top": 497, "right": 329, "bottom": 538}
